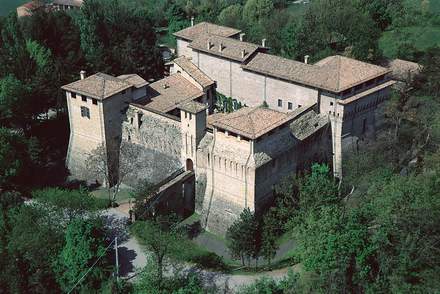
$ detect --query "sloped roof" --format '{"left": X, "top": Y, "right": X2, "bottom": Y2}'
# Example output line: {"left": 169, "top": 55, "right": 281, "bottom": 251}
{"left": 242, "top": 53, "right": 390, "bottom": 93}
{"left": 133, "top": 74, "right": 204, "bottom": 113}
{"left": 178, "top": 100, "right": 207, "bottom": 114}
{"left": 189, "top": 34, "right": 260, "bottom": 62}
{"left": 117, "top": 74, "right": 148, "bottom": 88}
{"left": 62, "top": 72, "right": 132, "bottom": 100}
{"left": 289, "top": 110, "right": 329, "bottom": 140}
{"left": 314, "top": 55, "right": 391, "bottom": 92}
{"left": 386, "top": 59, "right": 422, "bottom": 82}
{"left": 53, "top": 0, "right": 83, "bottom": 6}
{"left": 212, "top": 105, "right": 316, "bottom": 140}
{"left": 173, "top": 56, "right": 214, "bottom": 88}
{"left": 173, "top": 22, "right": 241, "bottom": 41}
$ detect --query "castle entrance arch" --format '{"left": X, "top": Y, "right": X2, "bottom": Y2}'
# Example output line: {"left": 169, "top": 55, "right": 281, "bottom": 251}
{"left": 186, "top": 158, "right": 194, "bottom": 171}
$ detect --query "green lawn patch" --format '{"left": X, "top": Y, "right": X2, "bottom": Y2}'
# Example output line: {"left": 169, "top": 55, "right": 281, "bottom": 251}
{"left": 90, "top": 188, "right": 134, "bottom": 204}
{"left": 380, "top": 25, "right": 440, "bottom": 58}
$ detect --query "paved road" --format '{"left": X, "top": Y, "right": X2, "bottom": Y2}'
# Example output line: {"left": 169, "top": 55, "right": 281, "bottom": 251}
{"left": 102, "top": 208, "right": 295, "bottom": 292}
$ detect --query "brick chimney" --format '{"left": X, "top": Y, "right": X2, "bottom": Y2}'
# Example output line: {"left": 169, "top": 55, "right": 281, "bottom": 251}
{"left": 262, "top": 38, "right": 266, "bottom": 47}
{"left": 304, "top": 55, "right": 310, "bottom": 64}
{"left": 191, "top": 16, "right": 194, "bottom": 27}
{"left": 80, "top": 70, "right": 86, "bottom": 80}
{"left": 239, "top": 33, "right": 245, "bottom": 41}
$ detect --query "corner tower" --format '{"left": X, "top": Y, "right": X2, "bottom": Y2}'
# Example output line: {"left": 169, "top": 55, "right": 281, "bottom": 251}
{"left": 178, "top": 101, "right": 207, "bottom": 171}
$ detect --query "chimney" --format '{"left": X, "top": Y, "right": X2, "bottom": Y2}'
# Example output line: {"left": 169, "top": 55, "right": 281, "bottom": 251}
{"left": 191, "top": 16, "right": 194, "bottom": 27}
{"left": 239, "top": 33, "right": 245, "bottom": 41}
{"left": 207, "top": 40, "right": 211, "bottom": 50}
{"left": 262, "top": 38, "right": 266, "bottom": 47}
{"left": 163, "top": 83, "right": 169, "bottom": 89}
{"left": 241, "top": 49, "right": 246, "bottom": 59}
{"left": 304, "top": 55, "right": 310, "bottom": 64}
{"left": 80, "top": 70, "right": 86, "bottom": 80}
{"left": 219, "top": 43, "right": 223, "bottom": 52}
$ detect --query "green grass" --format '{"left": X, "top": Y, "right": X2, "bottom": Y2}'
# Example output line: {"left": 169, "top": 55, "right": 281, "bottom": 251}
{"left": 0, "top": 0, "right": 28, "bottom": 17}
{"left": 90, "top": 188, "right": 134, "bottom": 204}
{"left": 379, "top": 25, "right": 440, "bottom": 58}
{"left": 430, "top": 0, "right": 440, "bottom": 13}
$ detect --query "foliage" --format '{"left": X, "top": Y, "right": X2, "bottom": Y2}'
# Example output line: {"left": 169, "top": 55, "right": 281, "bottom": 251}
{"left": 32, "top": 187, "right": 107, "bottom": 221}
{"left": 132, "top": 180, "right": 157, "bottom": 220}
{"left": 54, "top": 218, "right": 111, "bottom": 292}
{"left": 237, "top": 269, "right": 301, "bottom": 293}
{"left": 226, "top": 208, "right": 260, "bottom": 266}
{"left": 215, "top": 92, "right": 244, "bottom": 113}
{"left": 130, "top": 219, "right": 184, "bottom": 287}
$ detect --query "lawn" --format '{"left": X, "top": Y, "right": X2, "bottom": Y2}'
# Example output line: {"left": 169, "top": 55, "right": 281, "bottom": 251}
{"left": 0, "top": 0, "right": 28, "bottom": 16}
{"left": 90, "top": 188, "right": 134, "bottom": 204}
{"left": 379, "top": 25, "right": 440, "bottom": 58}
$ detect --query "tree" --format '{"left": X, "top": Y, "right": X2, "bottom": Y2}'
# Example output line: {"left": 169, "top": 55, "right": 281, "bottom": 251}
{"left": 77, "top": 0, "right": 164, "bottom": 80}
{"left": 226, "top": 208, "right": 259, "bottom": 266}
{"left": 243, "top": 0, "right": 274, "bottom": 24}
{"left": 86, "top": 140, "right": 144, "bottom": 205}
{"left": 298, "top": 163, "right": 339, "bottom": 211}
{"left": 260, "top": 213, "right": 278, "bottom": 265}
{"left": 130, "top": 219, "right": 183, "bottom": 288}
{"left": 54, "top": 218, "right": 111, "bottom": 292}
{"left": 218, "top": 4, "right": 244, "bottom": 28}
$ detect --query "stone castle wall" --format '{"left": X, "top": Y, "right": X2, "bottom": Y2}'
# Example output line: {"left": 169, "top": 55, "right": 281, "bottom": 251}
{"left": 122, "top": 105, "right": 183, "bottom": 186}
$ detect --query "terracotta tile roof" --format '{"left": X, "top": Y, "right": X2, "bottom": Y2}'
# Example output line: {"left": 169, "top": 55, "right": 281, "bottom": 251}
{"left": 53, "top": 0, "right": 83, "bottom": 6}
{"left": 207, "top": 112, "right": 227, "bottom": 129}
{"left": 178, "top": 100, "right": 207, "bottom": 114}
{"left": 189, "top": 34, "right": 260, "bottom": 63}
{"left": 337, "top": 80, "right": 396, "bottom": 105}
{"left": 243, "top": 53, "right": 390, "bottom": 93}
{"left": 173, "top": 22, "right": 241, "bottom": 41}
{"left": 134, "top": 74, "right": 204, "bottom": 113}
{"left": 173, "top": 56, "right": 214, "bottom": 88}
{"left": 314, "top": 55, "right": 391, "bottom": 92}
{"left": 117, "top": 74, "right": 148, "bottom": 88}
{"left": 212, "top": 105, "right": 315, "bottom": 139}
{"left": 385, "top": 59, "right": 422, "bottom": 82}
{"left": 61, "top": 72, "right": 132, "bottom": 100}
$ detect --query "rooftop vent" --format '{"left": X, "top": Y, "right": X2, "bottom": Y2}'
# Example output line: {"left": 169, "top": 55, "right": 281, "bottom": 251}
{"left": 80, "top": 70, "right": 86, "bottom": 80}
{"left": 207, "top": 40, "right": 212, "bottom": 50}
{"left": 241, "top": 49, "right": 246, "bottom": 59}
{"left": 219, "top": 43, "right": 223, "bottom": 52}
{"left": 239, "top": 33, "right": 245, "bottom": 41}
{"left": 163, "top": 83, "right": 169, "bottom": 89}
{"left": 191, "top": 16, "right": 194, "bottom": 26}
{"left": 262, "top": 38, "right": 266, "bottom": 47}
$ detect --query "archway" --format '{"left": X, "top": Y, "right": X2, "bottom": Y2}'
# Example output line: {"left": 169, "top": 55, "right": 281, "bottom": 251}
{"left": 186, "top": 158, "right": 194, "bottom": 171}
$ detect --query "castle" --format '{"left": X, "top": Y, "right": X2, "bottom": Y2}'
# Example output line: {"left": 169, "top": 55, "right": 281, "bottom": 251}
{"left": 62, "top": 22, "right": 394, "bottom": 233}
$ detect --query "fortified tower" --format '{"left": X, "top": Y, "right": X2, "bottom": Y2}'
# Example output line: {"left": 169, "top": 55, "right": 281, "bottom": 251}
{"left": 179, "top": 101, "right": 208, "bottom": 171}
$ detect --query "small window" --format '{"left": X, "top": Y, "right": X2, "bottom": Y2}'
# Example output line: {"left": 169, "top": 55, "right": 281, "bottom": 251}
{"left": 288, "top": 102, "right": 293, "bottom": 110}
{"left": 81, "top": 95, "right": 87, "bottom": 102}
{"left": 92, "top": 98, "right": 98, "bottom": 105}
{"left": 80, "top": 106, "right": 90, "bottom": 119}
{"left": 71, "top": 92, "right": 76, "bottom": 98}
{"left": 278, "top": 99, "right": 283, "bottom": 107}
{"left": 189, "top": 113, "right": 192, "bottom": 120}
{"left": 330, "top": 101, "right": 334, "bottom": 106}
{"left": 298, "top": 104, "right": 302, "bottom": 108}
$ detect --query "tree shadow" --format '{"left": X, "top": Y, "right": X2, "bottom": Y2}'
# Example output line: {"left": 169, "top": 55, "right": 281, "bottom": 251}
{"left": 117, "top": 246, "right": 138, "bottom": 277}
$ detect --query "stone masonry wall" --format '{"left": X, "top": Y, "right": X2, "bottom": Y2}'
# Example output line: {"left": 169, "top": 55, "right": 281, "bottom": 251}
{"left": 122, "top": 105, "right": 183, "bottom": 186}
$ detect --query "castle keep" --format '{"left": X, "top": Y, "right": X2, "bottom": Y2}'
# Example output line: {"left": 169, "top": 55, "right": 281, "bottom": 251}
{"left": 62, "top": 22, "right": 394, "bottom": 233}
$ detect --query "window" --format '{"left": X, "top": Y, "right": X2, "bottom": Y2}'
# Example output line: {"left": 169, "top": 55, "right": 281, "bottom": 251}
{"left": 81, "top": 95, "right": 87, "bottom": 102}
{"left": 80, "top": 106, "right": 90, "bottom": 118}
{"left": 189, "top": 113, "right": 192, "bottom": 120}
{"left": 288, "top": 102, "right": 293, "bottom": 110}
{"left": 71, "top": 92, "right": 76, "bottom": 98}
{"left": 92, "top": 98, "right": 98, "bottom": 105}
{"left": 330, "top": 101, "right": 334, "bottom": 106}
{"left": 298, "top": 104, "right": 302, "bottom": 108}
{"left": 278, "top": 99, "right": 283, "bottom": 107}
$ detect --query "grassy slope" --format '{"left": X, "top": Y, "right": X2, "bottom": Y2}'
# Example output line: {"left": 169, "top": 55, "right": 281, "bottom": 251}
{"left": 379, "top": 0, "right": 440, "bottom": 59}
